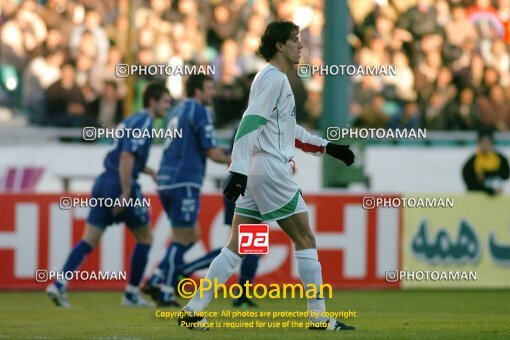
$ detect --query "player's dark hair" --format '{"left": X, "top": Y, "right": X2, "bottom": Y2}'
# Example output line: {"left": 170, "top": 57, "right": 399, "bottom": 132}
{"left": 185, "top": 74, "right": 214, "bottom": 97}
{"left": 478, "top": 129, "right": 495, "bottom": 142}
{"left": 256, "top": 20, "right": 299, "bottom": 62}
{"left": 143, "top": 83, "right": 169, "bottom": 107}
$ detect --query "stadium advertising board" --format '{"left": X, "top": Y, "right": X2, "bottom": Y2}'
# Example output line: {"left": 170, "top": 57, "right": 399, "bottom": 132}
{"left": 0, "top": 194, "right": 400, "bottom": 290}
{"left": 401, "top": 194, "right": 510, "bottom": 288}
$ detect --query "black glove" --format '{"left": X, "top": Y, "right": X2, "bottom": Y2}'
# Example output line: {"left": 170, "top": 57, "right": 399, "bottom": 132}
{"left": 223, "top": 172, "right": 248, "bottom": 202}
{"left": 326, "top": 143, "right": 355, "bottom": 166}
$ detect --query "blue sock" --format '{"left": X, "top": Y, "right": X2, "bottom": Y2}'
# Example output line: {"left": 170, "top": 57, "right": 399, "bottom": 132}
{"left": 160, "top": 242, "right": 188, "bottom": 301}
{"left": 180, "top": 248, "right": 222, "bottom": 277}
{"left": 56, "top": 240, "right": 93, "bottom": 289}
{"left": 150, "top": 241, "right": 195, "bottom": 286}
{"left": 128, "top": 243, "right": 151, "bottom": 287}
{"left": 149, "top": 245, "right": 173, "bottom": 286}
{"left": 238, "top": 255, "right": 260, "bottom": 297}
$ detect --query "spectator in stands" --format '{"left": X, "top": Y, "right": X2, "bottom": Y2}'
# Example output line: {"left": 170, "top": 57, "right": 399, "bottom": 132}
{"left": 87, "top": 81, "right": 123, "bottom": 128}
{"left": 386, "top": 51, "right": 416, "bottom": 101}
{"left": 304, "top": 77, "right": 323, "bottom": 129}
{"left": 435, "top": 67, "right": 457, "bottom": 105}
{"left": 300, "top": 9, "right": 324, "bottom": 64}
{"left": 396, "top": 0, "right": 443, "bottom": 61}
{"left": 22, "top": 49, "right": 65, "bottom": 125}
{"left": 481, "top": 66, "right": 501, "bottom": 95}
{"left": 446, "top": 87, "right": 481, "bottom": 130}
{"left": 389, "top": 101, "right": 421, "bottom": 130}
{"left": 1, "top": 6, "right": 47, "bottom": 71}
{"left": 463, "top": 130, "right": 509, "bottom": 195}
{"left": 499, "top": 0, "right": 510, "bottom": 43}
{"left": 467, "top": 0, "right": 504, "bottom": 40}
{"left": 415, "top": 50, "right": 443, "bottom": 104}
{"left": 45, "top": 63, "right": 87, "bottom": 127}
{"left": 69, "top": 8, "right": 110, "bottom": 65}
{"left": 424, "top": 92, "right": 450, "bottom": 130}
{"left": 207, "top": 2, "right": 240, "bottom": 52}
{"left": 478, "top": 84, "right": 510, "bottom": 131}
{"left": 446, "top": 5, "right": 478, "bottom": 47}
{"left": 90, "top": 46, "right": 126, "bottom": 98}
{"left": 353, "top": 95, "right": 389, "bottom": 129}
{"left": 482, "top": 39, "right": 510, "bottom": 86}
{"left": 213, "top": 39, "right": 242, "bottom": 82}
{"left": 456, "top": 54, "right": 486, "bottom": 94}
{"left": 213, "top": 48, "right": 246, "bottom": 127}
{"left": 2, "top": 0, "right": 510, "bottom": 134}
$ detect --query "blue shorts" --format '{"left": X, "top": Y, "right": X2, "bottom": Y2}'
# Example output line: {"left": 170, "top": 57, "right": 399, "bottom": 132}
{"left": 86, "top": 172, "right": 150, "bottom": 230}
{"left": 159, "top": 186, "right": 200, "bottom": 227}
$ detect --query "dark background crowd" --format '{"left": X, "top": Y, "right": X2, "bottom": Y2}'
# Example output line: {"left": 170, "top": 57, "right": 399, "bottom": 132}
{"left": 0, "top": 0, "right": 509, "bottom": 132}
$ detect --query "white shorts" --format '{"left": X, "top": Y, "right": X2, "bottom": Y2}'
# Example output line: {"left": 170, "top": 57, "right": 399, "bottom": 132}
{"left": 234, "top": 155, "right": 308, "bottom": 222}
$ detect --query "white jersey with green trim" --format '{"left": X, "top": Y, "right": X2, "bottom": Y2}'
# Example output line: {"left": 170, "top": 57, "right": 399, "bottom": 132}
{"left": 229, "top": 63, "right": 329, "bottom": 176}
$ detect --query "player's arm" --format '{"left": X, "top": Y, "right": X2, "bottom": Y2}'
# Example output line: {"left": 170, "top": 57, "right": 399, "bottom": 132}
{"left": 206, "top": 148, "right": 231, "bottom": 165}
{"left": 116, "top": 117, "right": 150, "bottom": 213}
{"left": 114, "top": 151, "right": 135, "bottom": 215}
{"left": 195, "top": 106, "right": 231, "bottom": 165}
{"left": 295, "top": 125, "right": 354, "bottom": 166}
{"left": 142, "top": 166, "right": 157, "bottom": 182}
{"left": 224, "top": 72, "right": 283, "bottom": 201}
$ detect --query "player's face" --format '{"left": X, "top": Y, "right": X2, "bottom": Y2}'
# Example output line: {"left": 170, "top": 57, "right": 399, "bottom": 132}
{"left": 282, "top": 31, "right": 303, "bottom": 65}
{"left": 479, "top": 137, "right": 493, "bottom": 153}
{"left": 198, "top": 80, "right": 216, "bottom": 106}
{"left": 154, "top": 93, "right": 172, "bottom": 118}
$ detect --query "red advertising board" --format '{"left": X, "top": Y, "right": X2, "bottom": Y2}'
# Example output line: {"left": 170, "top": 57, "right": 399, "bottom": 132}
{"left": 0, "top": 194, "right": 401, "bottom": 290}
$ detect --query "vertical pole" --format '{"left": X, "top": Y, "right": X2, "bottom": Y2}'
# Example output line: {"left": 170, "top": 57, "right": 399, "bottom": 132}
{"left": 123, "top": 0, "right": 135, "bottom": 117}
{"left": 321, "top": 0, "right": 353, "bottom": 187}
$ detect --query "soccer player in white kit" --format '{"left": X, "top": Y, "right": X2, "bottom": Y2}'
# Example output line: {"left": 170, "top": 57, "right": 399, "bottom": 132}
{"left": 178, "top": 20, "right": 355, "bottom": 331}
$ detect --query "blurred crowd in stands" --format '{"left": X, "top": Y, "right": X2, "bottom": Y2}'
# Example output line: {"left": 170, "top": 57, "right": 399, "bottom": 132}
{"left": 351, "top": 0, "right": 510, "bottom": 132}
{"left": 0, "top": 0, "right": 509, "bottom": 132}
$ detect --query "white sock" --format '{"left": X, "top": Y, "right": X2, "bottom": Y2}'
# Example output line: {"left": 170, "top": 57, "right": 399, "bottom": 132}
{"left": 152, "top": 268, "right": 163, "bottom": 278}
{"left": 187, "top": 247, "right": 242, "bottom": 312}
{"left": 57, "top": 280, "right": 69, "bottom": 289}
{"left": 295, "top": 248, "right": 328, "bottom": 322}
{"left": 125, "top": 284, "right": 139, "bottom": 295}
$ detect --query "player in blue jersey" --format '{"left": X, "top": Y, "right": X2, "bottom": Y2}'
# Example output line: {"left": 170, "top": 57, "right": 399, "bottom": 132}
{"left": 142, "top": 75, "right": 230, "bottom": 306}
{"left": 46, "top": 83, "right": 171, "bottom": 308}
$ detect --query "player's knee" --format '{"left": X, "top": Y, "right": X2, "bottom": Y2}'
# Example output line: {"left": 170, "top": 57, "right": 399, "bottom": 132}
{"left": 192, "top": 229, "right": 200, "bottom": 243}
{"left": 82, "top": 238, "right": 99, "bottom": 249}
{"left": 82, "top": 234, "right": 101, "bottom": 248}
{"left": 226, "top": 243, "right": 247, "bottom": 258}
{"left": 294, "top": 231, "right": 316, "bottom": 250}
{"left": 133, "top": 227, "right": 153, "bottom": 244}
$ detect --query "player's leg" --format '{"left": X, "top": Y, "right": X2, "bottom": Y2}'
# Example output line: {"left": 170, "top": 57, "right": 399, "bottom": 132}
{"left": 118, "top": 183, "right": 154, "bottom": 306}
{"left": 46, "top": 224, "right": 103, "bottom": 307}
{"left": 148, "top": 228, "right": 196, "bottom": 288}
{"left": 277, "top": 210, "right": 354, "bottom": 331}
{"left": 223, "top": 196, "right": 261, "bottom": 307}
{"left": 46, "top": 174, "right": 112, "bottom": 307}
{"left": 155, "top": 187, "right": 200, "bottom": 306}
{"left": 254, "top": 157, "right": 353, "bottom": 330}
{"left": 233, "top": 254, "right": 260, "bottom": 307}
{"left": 157, "top": 226, "right": 199, "bottom": 305}
{"left": 176, "top": 246, "right": 221, "bottom": 279}
{"left": 175, "top": 194, "right": 233, "bottom": 286}
{"left": 122, "top": 224, "right": 154, "bottom": 307}
{"left": 179, "top": 214, "right": 258, "bottom": 329}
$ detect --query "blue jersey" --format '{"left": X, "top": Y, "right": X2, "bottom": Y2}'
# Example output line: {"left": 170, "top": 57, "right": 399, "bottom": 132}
{"left": 103, "top": 111, "right": 153, "bottom": 181}
{"left": 158, "top": 99, "right": 216, "bottom": 189}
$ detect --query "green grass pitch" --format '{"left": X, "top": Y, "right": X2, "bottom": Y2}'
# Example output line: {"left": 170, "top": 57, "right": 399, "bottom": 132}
{"left": 1, "top": 290, "right": 509, "bottom": 339}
